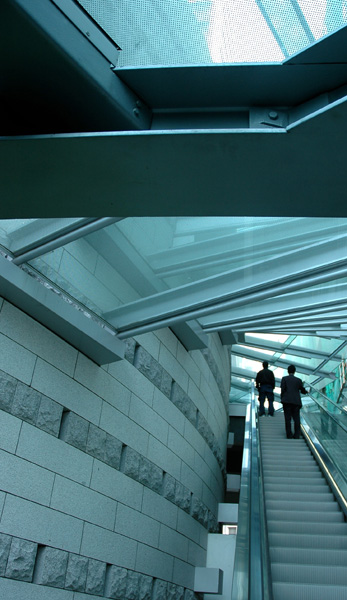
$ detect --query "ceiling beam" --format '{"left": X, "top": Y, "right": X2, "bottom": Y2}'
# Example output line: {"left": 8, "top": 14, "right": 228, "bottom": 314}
{"left": 235, "top": 338, "right": 343, "bottom": 362}
{"left": 199, "top": 282, "right": 347, "bottom": 329}
{"left": 106, "top": 234, "right": 347, "bottom": 335}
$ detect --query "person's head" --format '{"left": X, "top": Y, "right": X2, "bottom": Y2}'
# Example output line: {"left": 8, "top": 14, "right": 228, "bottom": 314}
{"left": 262, "top": 360, "right": 269, "bottom": 369}
{"left": 288, "top": 364, "right": 296, "bottom": 374}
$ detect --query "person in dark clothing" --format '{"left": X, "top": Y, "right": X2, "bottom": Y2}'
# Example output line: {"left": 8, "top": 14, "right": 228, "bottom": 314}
{"left": 280, "top": 364, "right": 308, "bottom": 439}
{"left": 256, "top": 360, "right": 275, "bottom": 416}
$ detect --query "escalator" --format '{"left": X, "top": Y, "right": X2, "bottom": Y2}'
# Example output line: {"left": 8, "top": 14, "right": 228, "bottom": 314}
{"left": 230, "top": 389, "right": 347, "bottom": 600}
{"left": 260, "top": 416, "right": 347, "bottom": 599}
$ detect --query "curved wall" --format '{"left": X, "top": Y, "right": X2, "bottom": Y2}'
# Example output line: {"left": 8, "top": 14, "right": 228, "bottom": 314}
{"left": 0, "top": 297, "right": 230, "bottom": 599}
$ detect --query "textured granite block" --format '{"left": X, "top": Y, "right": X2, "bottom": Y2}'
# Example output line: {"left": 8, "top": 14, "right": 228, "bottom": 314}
{"left": 105, "top": 565, "right": 128, "bottom": 599}
{"left": 139, "top": 574, "right": 153, "bottom": 600}
{"left": 59, "top": 411, "right": 89, "bottom": 451}
{"left": 11, "top": 383, "right": 41, "bottom": 425}
{"left": 162, "top": 473, "right": 176, "bottom": 503}
{"left": 124, "top": 339, "right": 137, "bottom": 364}
{"left": 138, "top": 456, "right": 163, "bottom": 493}
{"left": 0, "top": 533, "right": 12, "bottom": 576}
{"left": 196, "top": 413, "right": 210, "bottom": 443}
{"left": 152, "top": 579, "right": 168, "bottom": 600}
{"left": 191, "top": 497, "right": 208, "bottom": 527}
{"left": 86, "top": 559, "right": 106, "bottom": 596}
{"left": 65, "top": 553, "right": 88, "bottom": 592}
{"left": 184, "top": 590, "right": 197, "bottom": 600}
{"left": 121, "top": 446, "right": 140, "bottom": 480}
{"left": 170, "top": 383, "right": 197, "bottom": 426}
{"left": 175, "top": 482, "right": 191, "bottom": 513}
{"left": 0, "top": 370, "right": 17, "bottom": 412}
{"left": 87, "top": 424, "right": 106, "bottom": 461}
{"left": 160, "top": 370, "right": 172, "bottom": 398}
{"left": 5, "top": 537, "right": 37, "bottom": 582}
{"left": 212, "top": 441, "right": 223, "bottom": 467}
{"left": 126, "top": 570, "right": 139, "bottom": 600}
{"left": 208, "top": 511, "right": 218, "bottom": 533}
{"left": 34, "top": 546, "right": 69, "bottom": 588}
{"left": 135, "top": 346, "right": 162, "bottom": 388}
{"left": 168, "top": 583, "right": 184, "bottom": 600}
{"left": 205, "top": 428, "right": 215, "bottom": 450}
{"left": 36, "top": 396, "right": 63, "bottom": 437}
{"left": 105, "top": 434, "right": 123, "bottom": 470}
{"left": 202, "top": 349, "right": 227, "bottom": 402}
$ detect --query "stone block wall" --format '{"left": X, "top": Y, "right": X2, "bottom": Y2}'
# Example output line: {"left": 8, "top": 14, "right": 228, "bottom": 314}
{"left": 0, "top": 297, "right": 230, "bottom": 599}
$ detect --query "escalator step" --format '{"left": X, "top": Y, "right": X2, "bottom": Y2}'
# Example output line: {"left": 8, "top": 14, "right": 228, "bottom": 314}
{"left": 266, "top": 500, "right": 339, "bottom": 513}
{"left": 265, "top": 491, "right": 333, "bottom": 502}
{"left": 271, "top": 546, "right": 347, "bottom": 566}
{"left": 264, "top": 476, "right": 330, "bottom": 492}
{"left": 259, "top": 413, "right": 347, "bottom": 598}
{"left": 271, "top": 563, "right": 347, "bottom": 585}
{"left": 263, "top": 471, "right": 323, "bottom": 480}
{"left": 266, "top": 509, "right": 343, "bottom": 522}
{"left": 269, "top": 532, "right": 347, "bottom": 549}
{"left": 267, "top": 520, "right": 347, "bottom": 535}
{"left": 265, "top": 482, "right": 329, "bottom": 492}
{"left": 272, "top": 582, "right": 347, "bottom": 600}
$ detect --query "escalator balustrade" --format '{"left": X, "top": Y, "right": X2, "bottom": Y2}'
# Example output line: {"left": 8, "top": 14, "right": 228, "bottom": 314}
{"left": 260, "top": 416, "right": 347, "bottom": 600}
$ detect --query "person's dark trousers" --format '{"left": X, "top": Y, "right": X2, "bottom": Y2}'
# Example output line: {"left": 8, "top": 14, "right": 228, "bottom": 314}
{"left": 283, "top": 404, "right": 301, "bottom": 438}
{"left": 259, "top": 385, "right": 274, "bottom": 416}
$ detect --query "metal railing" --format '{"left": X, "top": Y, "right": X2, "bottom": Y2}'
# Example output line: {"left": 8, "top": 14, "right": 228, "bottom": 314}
{"left": 301, "top": 388, "right": 347, "bottom": 517}
{"left": 231, "top": 385, "right": 272, "bottom": 600}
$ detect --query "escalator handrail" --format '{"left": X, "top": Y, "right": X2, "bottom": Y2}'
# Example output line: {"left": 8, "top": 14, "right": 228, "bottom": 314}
{"left": 230, "top": 401, "right": 251, "bottom": 600}
{"left": 300, "top": 413, "right": 347, "bottom": 518}
{"left": 231, "top": 389, "right": 272, "bottom": 600}
{"left": 249, "top": 392, "right": 263, "bottom": 600}
{"left": 252, "top": 392, "right": 273, "bottom": 600}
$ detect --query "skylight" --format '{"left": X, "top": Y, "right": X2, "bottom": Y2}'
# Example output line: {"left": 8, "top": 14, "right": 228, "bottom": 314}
{"left": 77, "top": 0, "right": 347, "bottom": 66}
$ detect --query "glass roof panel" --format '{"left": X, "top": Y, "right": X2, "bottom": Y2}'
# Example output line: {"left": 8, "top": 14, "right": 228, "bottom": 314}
{"left": 2, "top": 216, "right": 347, "bottom": 321}
{"left": 1, "top": 216, "right": 347, "bottom": 398}
{"left": 76, "top": 0, "right": 347, "bottom": 66}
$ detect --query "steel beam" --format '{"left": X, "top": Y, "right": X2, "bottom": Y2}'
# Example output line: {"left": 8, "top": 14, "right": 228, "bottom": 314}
{"left": 200, "top": 283, "right": 347, "bottom": 330}
{"left": 234, "top": 338, "right": 343, "bottom": 362}
{"left": 107, "top": 234, "right": 347, "bottom": 335}
{"left": 1, "top": 0, "right": 151, "bottom": 135}
{"left": 147, "top": 219, "right": 344, "bottom": 278}
{"left": 231, "top": 346, "right": 333, "bottom": 379}
{"left": 0, "top": 255, "right": 125, "bottom": 364}
{"left": 12, "top": 218, "right": 122, "bottom": 265}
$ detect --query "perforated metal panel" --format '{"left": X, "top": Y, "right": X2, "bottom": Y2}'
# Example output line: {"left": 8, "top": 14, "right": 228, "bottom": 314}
{"left": 77, "top": 0, "right": 347, "bottom": 66}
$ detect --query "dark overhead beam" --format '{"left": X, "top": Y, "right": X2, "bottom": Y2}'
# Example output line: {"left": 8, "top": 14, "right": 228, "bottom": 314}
{"left": 1, "top": 0, "right": 151, "bottom": 135}
{"left": 1, "top": 94, "right": 347, "bottom": 218}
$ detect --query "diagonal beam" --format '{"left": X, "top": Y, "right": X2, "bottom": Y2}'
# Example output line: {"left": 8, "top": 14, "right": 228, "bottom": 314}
{"left": 12, "top": 218, "right": 122, "bottom": 265}
{"left": 203, "top": 307, "right": 347, "bottom": 333}
{"left": 107, "top": 234, "right": 347, "bottom": 337}
{"left": 256, "top": 0, "right": 314, "bottom": 59}
{"left": 147, "top": 219, "right": 345, "bottom": 278}
{"left": 231, "top": 345, "right": 334, "bottom": 379}
{"left": 235, "top": 338, "right": 344, "bottom": 362}
{"left": 199, "top": 282, "right": 347, "bottom": 329}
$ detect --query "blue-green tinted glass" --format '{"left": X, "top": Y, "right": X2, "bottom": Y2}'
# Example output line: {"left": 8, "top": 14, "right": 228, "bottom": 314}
{"left": 302, "top": 393, "right": 347, "bottom": 487}
{"left": 76, "top": 0, "right": 347, "bottom": 66}
{"left": 2, "top": 216, "right": 345, "bottom": 318}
